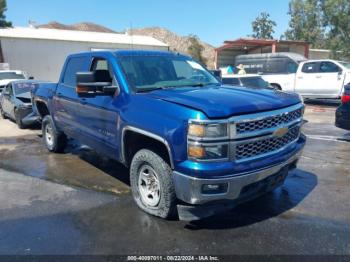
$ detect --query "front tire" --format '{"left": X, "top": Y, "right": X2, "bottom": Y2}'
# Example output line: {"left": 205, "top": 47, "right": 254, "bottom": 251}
{"left": 15, "top": 109, "right": 25, "bottom": 129}
{"left": 0, "top": 107, "right": 7, "bottom": 119}
{"left": 42, "top": 115, "right": 67, "bottom": 153}
{"left": 130, "top": 149, "right": 177, "bottom": 219}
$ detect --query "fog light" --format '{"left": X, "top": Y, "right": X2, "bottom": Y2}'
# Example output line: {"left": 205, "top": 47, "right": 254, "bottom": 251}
{"left": 202, "top": 183, "right": 228, "bottom": 194}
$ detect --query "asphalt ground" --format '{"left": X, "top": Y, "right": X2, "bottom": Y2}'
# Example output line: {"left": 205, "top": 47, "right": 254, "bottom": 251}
{"left": 0, "top": 101, "right": 349, "bottom": 256}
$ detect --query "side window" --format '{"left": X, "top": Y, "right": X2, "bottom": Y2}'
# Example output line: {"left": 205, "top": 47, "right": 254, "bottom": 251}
{"left": 264, "top": 59, "right": 287, "bottom": 74}
{"left": 90, "top": 58, "right": 113, "bottom": 83}
{"left": 319, "top": 62, "right": 340, "bottom": 73}
{"left": 302, "top": 62, "right": 318, "bottom": 73}
{"left": 63, "top": 57, "right": 89, "bottom": 87}
{"left": 287, "top": 62, "right": 298, "bottom": 73}
{"left": 3, "top": 84, "right": 9, "bottom": 94}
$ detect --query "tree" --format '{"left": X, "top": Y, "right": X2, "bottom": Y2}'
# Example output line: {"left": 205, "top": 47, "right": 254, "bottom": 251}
{"left": 251, "top": 12, "right": 277, "bottom": 39}
{"left": 0, "top": 0, "right": 11, "bottom": 28}
{"left": 187, "top": 34, "right": 207, "bottom": 65}
{"left": 321, "top": 0, "right": 350, "bottom": 59}
{"left": 283, "top": 0, "right": 325, "bottom": 48}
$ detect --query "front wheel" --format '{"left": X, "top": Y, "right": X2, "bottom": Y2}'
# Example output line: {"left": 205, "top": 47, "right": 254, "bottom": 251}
{"left": 130, "top": 149, "right": 177, "bottom": 219}
{"left": 0, "top": 107, "right": 7, "bottom": 119}
{"left": 42, "top": 115, "right": 67, "bottom": 153}
{"left": 15, "top": 109, "right": 25, "bottom": 129}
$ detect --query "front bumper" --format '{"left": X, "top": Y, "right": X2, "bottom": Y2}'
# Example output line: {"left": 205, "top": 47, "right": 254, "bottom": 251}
{"left": 17, "top": 107, "right": 40, "bottom": 126}
{"left": 173, "top": 147, "right": 303, "bottom": 205}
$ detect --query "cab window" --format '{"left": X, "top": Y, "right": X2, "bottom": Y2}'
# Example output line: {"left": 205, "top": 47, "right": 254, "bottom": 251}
{"left": 63, "top": 56, "right": 90, "bottom": 87}
{"left": 319, "top": 62, "right": 340, "bottom": 73}
{"left": 302, "top": 62, "right": 318, "bottom": 73}
{"left": 90, "top": 58, "right": 113, "bottom": 84}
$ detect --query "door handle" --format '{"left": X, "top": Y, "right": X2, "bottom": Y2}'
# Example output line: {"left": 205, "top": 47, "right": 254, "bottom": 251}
{"left": 316, "top": 76, "right": 322, "bottom": 79}
{"left": 80, "top": 98, "right": 87, "bottom": 105}
{"left": 298, "top": 77, "right": 303, "bottom": 79}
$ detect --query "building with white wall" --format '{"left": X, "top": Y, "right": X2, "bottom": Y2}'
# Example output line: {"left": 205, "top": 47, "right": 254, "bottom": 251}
{"left": 0, "top": 27, "right": 169, "bottom": 81}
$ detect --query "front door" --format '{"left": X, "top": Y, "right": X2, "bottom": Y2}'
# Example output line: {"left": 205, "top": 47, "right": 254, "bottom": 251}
{"left": 2, "top": 83, "right": 15, "bottom": 119}
{"left": 77, "top": 56, "right": 121, "bottom": 158}
{"left": 317, "top": 61, "right": 344, "bottom": 97}
{"left": 295, "top": 62, "right": 320, "bottom": 96}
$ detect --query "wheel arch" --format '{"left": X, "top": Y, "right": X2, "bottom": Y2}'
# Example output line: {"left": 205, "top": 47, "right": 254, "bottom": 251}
{"left": 122, "top": 126, "right": 174, "bottom": 169}
{"left": 35, "top": 99, "right": 50, "bottom": 118}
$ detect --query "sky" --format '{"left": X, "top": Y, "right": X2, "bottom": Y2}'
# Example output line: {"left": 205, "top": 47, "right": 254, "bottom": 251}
{"left": 7, "top": 0, "right": 291, "bottom": 47}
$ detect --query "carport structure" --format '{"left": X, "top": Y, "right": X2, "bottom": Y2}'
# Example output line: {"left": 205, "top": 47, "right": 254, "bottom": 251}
{"left": 215, "top": 38, "right": 309, "bottom": 69}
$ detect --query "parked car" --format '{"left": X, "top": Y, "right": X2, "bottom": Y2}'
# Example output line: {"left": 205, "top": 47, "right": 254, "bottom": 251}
{"left": 335, "top": 83, "right": 350, "bottom": 130}
{"left": 33, "top": 50, "right": 306, "bottom": 220}
{"left": 0, "top": 70, "right": 28, "bottom": 95}
{"left": 235, "top": 53, "right": 350, "bottom": 99}
{"left": 0, "top": 80, "right": 40, "bottom": 128}
{"left": 222, "top": 74, "right": 274, "bottom": 89}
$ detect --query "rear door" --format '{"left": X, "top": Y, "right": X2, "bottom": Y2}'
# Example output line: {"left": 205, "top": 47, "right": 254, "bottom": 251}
{"left": 54, "top": 55, "right": 90, "bottom": 137}
{"left": 295, "top": 62, "right": 320, "bottom": 96}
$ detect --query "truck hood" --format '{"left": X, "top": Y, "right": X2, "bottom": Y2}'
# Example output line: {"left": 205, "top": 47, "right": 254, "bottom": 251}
{"left": 148, "top": 86, "right": 301, "bottom": 118}
{"left": 0, "top": 79, "right": 13, "bottom": 86}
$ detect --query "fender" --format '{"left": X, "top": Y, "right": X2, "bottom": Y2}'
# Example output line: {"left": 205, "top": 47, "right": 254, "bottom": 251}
{"left": 121, "top": 125, "right": 174, "bottom": 169}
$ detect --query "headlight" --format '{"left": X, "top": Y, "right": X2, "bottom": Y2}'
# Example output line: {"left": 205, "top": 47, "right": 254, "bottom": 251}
{"left": 188, "top": 122, "right": 228, "bottom": 138}
{"left": 188, "top": 143, "right": 228, "bottom": 160}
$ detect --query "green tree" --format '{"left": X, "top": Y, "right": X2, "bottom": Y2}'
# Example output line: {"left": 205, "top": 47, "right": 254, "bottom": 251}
{"left": 187, "top": 34, "right": 207, "bottom": 65}
{"left": 0, "top": 0, "right": 11, "bottom": 28}
{"left": 283, "top": 0, "right": 325, "bottom": 48}
{"left": 251, "top": 12, "right": 277, "bottom": 39}
{"left": 321, "top": 0, "right": 350, "bottom": 59}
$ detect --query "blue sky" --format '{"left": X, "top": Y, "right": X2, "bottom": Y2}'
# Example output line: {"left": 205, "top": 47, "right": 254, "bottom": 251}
{"left": 7, "top": 0, "right": 290, "bottom": 47}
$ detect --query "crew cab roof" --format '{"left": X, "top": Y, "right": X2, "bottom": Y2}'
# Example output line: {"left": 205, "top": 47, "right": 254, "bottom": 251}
{"left": 67, "top": 50, "right": 191, "bottom": 59}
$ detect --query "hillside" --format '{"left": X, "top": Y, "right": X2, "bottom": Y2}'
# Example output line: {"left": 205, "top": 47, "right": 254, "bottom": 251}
{"left": 128, "top": 27, "right": 215, "bottom": 68}
{"left": 38, "top": 22, "right": 215, "bottom": 68}
{"left": 38, "top": 21, "right": 117, "bottom": 33}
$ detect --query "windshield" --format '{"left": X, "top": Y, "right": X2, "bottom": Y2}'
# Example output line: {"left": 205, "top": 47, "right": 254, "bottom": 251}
{"left": 14, "top": 82, "right": 36, "bottom": 95}
{"left": 0, "top": 72, "right": 25, "bottom": 80}
{"left": 340, "top": 62, "right": 350, "bottom": 69}
{"left": 240, "top": 77, "right": 270, "bottom": 88}
{"left": 118, "top": 55, "right": 219, "bottom": 92}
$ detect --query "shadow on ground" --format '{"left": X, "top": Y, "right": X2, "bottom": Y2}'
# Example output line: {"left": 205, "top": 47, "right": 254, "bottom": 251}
{"left": 185, "top": 169, "right": 317, "bottom": 230}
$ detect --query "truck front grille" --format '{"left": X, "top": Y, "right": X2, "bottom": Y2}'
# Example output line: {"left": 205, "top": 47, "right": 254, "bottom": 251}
{"left": 236, "top": 108, "right": 302, "bottom": 134}
{"left": 235, "top": 125, "right": 300, "bottom": 161}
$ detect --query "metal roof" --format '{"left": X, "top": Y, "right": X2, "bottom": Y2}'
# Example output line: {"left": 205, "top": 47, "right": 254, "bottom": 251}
{"left": 0, "top": 27, "right": 168, "bottom": 47}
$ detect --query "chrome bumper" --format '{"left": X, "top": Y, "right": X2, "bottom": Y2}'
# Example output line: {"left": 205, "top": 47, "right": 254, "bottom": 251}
{"left": 173, "top": 150, "right": 302, "bottom": 205}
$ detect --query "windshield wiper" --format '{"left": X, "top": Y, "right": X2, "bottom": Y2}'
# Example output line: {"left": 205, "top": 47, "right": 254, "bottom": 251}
{"left": 136, "top": 87, "right": 166, "bottom": 93}
{"left": 190, "top": 82, "right": 220, "bottom": 87}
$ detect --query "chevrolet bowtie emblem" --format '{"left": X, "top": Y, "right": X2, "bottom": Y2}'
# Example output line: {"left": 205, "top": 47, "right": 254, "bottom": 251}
{"left": 273, "top": 127, "right": 289, "bottom": 138}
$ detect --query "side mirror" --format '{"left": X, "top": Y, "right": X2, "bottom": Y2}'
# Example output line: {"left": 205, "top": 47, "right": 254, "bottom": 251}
{"left": 76, "top": 72, "right": 119, "bottom": 97}
{"left": 29, "top": 76, "right": 34, "bottom": 80}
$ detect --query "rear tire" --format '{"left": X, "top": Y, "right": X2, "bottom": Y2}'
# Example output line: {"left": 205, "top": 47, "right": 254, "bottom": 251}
{"left": 42, "top": 115, "right": 67, "bottom": 153}
{"left": 15, "top": 109, "right": 25, "bottom": 129}
{"left": 130, "top": 149, "right": 177, "bottom": 219}
{"left": 0, "top": 107, "right": 7, "bottom": 119}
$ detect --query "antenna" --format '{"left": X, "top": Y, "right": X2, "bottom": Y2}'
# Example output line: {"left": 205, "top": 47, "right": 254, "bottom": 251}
{"left": 130, "top": 22, "right": 134, "bottom": 50}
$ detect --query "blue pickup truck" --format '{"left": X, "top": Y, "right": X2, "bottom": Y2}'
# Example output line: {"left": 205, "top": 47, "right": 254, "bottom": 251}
{"left": 33, "top": 50, "right": 306, "bottom": 220}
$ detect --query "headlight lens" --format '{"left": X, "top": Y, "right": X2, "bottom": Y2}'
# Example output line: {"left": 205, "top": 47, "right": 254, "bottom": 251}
{"left": 188, "top": 123, "right": 228, "bottom": 138}
{"left": 188, "top": 144, "right": 228, "bottom": 160}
